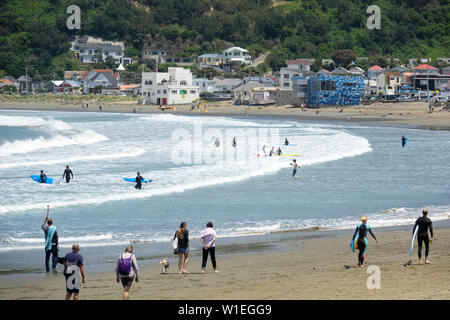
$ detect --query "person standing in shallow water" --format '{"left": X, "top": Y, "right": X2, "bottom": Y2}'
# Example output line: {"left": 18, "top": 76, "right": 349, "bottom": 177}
{"left": 174, "top": 222, "right": 189, "bottom": 274}
{"left": 352, "top": 216, "right": 378, "bottom": 267}
{"left": 62, "top": 165, "right": 73, "bottom": 183}
{"left": 42, "top": 204, "right": 58, "bottom": 273}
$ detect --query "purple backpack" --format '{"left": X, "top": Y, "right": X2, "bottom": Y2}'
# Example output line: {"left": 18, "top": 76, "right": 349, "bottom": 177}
{"left": 118, "top": 254, "right": 133, "bottom": 275}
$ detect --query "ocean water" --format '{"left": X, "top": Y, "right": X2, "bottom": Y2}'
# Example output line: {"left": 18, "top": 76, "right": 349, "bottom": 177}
{"left": 0, "top": 109, "right": 449, "bottom": 275}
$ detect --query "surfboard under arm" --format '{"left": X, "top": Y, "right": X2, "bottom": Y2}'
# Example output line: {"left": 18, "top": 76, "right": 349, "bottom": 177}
{"left": 409, "top": 225, "right": 419, "bottom": 256}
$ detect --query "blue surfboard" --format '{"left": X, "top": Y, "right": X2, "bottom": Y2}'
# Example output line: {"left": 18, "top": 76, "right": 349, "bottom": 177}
{"left": 31, "top": 175, "right": 55, "bottom": 184}
{"left": 123, "top": 178, "right": 153, "bottom": 183}
{"left": 405, "top": 136, "right": 409, "bottom": 146}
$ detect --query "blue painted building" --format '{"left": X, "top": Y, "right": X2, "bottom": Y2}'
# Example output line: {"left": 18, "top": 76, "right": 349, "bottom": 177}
{"left": 307, "top": 75, "right": 365, "bottom": 106}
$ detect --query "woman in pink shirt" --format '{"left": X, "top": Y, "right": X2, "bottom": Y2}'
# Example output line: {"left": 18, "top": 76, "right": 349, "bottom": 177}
{"left": 200, "top": 222, "right": 219, "bottom": 274}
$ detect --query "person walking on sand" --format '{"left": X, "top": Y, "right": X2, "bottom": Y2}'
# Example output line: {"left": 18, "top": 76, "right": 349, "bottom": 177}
{"left": 352, "top": 216, "right": 378, "bottom": 267}
{"left": 174, "top": 222, "right": 189, "bottom": 274}
{"left": 414, "top": 209, "right": 434, "bottom": 265}
{"left": 42, "top": 204, "right": 59, "bottom": 273}
{"left": 116, "top": 245, "right": 139, "bottom": 300}
{"left": 63, "top": 243, "right": 85, "bottom": 300}
{"left": 201, "top": 222, "right": 219, "bottom": 274}
{"left": 62, "top": 164, "right": 73, "bottom": 183}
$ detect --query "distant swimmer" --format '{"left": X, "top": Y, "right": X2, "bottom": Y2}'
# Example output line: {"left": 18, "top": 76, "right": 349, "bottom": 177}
{"left": 414, "top": 209, "right": 434, "bottom": 265}
{"left": 62, "top": 165, "right": 73, "bottom": 183}
{"left": 232, "top": 137, "right": 237, "bottom": 148}
{"left": 402, "top": 135, "right": 407, "bottom": 147}
{"left": 262, "top": 145, "right": 268, "bottom": 156}
{"left": 135, "top": 172, "right": 144, "bottom": 190}
{"left": 269, "top": 146, "right": 275, "bottom": 157}
{"left": 276, "top": 147, "right": 282, "bottom": 156}
{"left": 39, "top": 170, "right": 47, "bottom": 183}
{"left": 284, "top": 138, "right": 289, "bottom": 146}
{"left": 214, "top": 137, "right": 220, "bottom": 147}
{"left": 290, "top": 159, "right": 298, "bottom": 177}
{"left": 351, "top": 216, "right": 378, "bottom": 268}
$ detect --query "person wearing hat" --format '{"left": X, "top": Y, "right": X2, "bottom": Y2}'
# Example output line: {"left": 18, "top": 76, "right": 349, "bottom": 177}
{"left": 351, "top": 216, "right": 378, "bottom": 267}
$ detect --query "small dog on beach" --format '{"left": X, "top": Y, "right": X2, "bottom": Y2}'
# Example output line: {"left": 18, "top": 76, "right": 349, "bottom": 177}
{"left": 160, "top": 257, "right": 169, "bottom": 273}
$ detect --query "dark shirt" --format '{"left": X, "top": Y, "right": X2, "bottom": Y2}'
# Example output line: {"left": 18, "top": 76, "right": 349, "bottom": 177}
{"left": 136, "top": 176, "right": 143, "bottom": 184}
{"left": 174, "top": 229, "right": 189, "bottom": 249}
{"left": 64, "top": 252, "right": 84, "bottom": 267}
{"left": 39, "top": 173, "right": 47, "bottom": 183}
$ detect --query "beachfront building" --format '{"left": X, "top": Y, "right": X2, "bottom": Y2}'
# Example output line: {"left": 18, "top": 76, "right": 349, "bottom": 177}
{"left": 291, "top": 76, "right": 309, "bottom": 105}
{"left": 71, "top": 36, "right": 126, "bottom": 64}
{"left": 15, "top": 75, "right": 45, "bottom": 93}
{"left": 82, "top": 69, "right": 119, "bottom": 94}
{"left": 307, "top": 75, "right": 365, "bottom": 107}
{"left": 120, "top": 84, "right": 141, "bottom": 96}
{"left": 443, "top": 66, "right": 450, "bottom": 75}
{"left": 412, "top": 73, "right": 450, "bottom": 93}
{"left": 367, "top": 65, "right": 385, "bottom": 95}
{"left": 141, "top": 67, "right": 199, "bottom": 105}
{"left": 213, "top": 78, "right": 241, "bottom": 92}
{"left": 232, "top": 78, "right": 277, "bottom": 105}
{"left": 222, "top": 47, "right": 252, "bottom": 65}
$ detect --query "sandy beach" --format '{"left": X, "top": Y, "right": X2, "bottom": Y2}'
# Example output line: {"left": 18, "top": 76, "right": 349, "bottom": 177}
{"left": 0, "top": 226, "right": 449, "bottom": 300}
{"left": 1, "top": 96, "right": 450, "bottom": 130}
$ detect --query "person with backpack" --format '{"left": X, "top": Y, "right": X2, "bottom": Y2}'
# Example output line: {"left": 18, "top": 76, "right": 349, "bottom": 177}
{"left": 351, "top": 216, "right": 378, "bottom": 267}
{"left": 116, "top": 245, "right": 139, "bottom": 300}
{"left": 63, "top": 243, "right": 85, "bottom": 300}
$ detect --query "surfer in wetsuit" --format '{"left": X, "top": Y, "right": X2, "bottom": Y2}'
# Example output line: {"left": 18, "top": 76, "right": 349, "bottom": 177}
{"left": 401, "top": 136, "right": 406, "bottom": 147}
{"left": 276, "top": 147, "right": 282, "bottom": 156}
{"left": 352, "top": 216, "right": 378, "bottom": 267}
{"left": 414, "top": 209, "right": 434, "bottom": 264}
{"left": 269, "top": 147, "right": 275, "bottom": 157}
{"left": 214, "top": 137, "right": 220, "bottom": 147}
{"left": 284, "top": 138, "right": 289, "bottom": 146}
{"left": 39, "top": 170, "right": 47, "bottom": 183}
{"left": 232, "top": 137, "right": 237, "bottom": 147}
{"left": 135, "top": 172, "right": 144, "bottom": 190}
{"left": 62, "top": 165, "right": 73, "bottom": 183}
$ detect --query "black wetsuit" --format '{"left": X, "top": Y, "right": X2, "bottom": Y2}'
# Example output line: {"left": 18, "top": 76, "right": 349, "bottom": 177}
{"left": 135, "top": 176, "right": 143, "bottom": 189}
{"left": 232, "top": 138, "right": 237, "bottom": 147}
{"left": 39, "top": 173, "right": 47, "bottom": 183}
{"left": 352, "top": 223, "right": 377, "bottom": 265}
{"left": 62, "top": 169, "right": 73, "bottom": 183}
{"left": 414, "top": 216, "right": 433, "bottom": 259}
{"left": 284, "top": 139, "right": 289, "bottom": 146}
{"left": 401, "top": 137, "right": 406, "bottom": 147}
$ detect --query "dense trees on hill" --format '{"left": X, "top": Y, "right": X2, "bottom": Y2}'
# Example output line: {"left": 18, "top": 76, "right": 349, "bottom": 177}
{"left": 0, "top": 0, "right": 448, "bottom": 78}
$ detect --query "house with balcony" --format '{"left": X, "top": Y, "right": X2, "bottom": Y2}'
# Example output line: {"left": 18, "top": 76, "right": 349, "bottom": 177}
{"left": 198, "top": 54, "right": 230, "bottom": 69}
{"left": 222, "top": 47, "right": 252, "bottom": 65}
{"left": 81, "top": 69, "right": 119, "bottom": 94}
{"left": 141, "top": 67, "right": 199, "bottom": 105}
{"left": 71, "top": 36, "right": 128, "bottom": 64}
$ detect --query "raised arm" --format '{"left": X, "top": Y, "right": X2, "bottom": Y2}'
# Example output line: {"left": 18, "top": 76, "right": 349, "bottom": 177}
{"left": 42, "top": 204, "right": 49, "bottom": 227}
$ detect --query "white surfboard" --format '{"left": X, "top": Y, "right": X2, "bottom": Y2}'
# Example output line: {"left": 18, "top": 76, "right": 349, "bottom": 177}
{"left": 409, "top": 225, "right": 419, "bottom": 256}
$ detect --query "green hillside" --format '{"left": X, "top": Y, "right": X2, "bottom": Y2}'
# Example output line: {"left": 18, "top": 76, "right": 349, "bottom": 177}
{"left": 0, "top": 0, "right": 449, "bottom": 78}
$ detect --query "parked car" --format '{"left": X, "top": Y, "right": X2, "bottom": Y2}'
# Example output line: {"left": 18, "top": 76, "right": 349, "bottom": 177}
{"left": 437, "top": 96, "right": 448, "bottom": 102}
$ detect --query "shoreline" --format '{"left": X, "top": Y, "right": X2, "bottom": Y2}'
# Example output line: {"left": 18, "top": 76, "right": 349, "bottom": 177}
{"left": 1, "top": 99, "right": 450, "bottom": 131}
{"left": 1, "top": 224, "right": 449, "bottom": 300}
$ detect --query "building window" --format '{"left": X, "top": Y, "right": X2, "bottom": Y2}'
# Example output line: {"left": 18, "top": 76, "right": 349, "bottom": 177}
{"left": 283, "top": 74, "right": 289, "bottom": 79}
{"left": 163, "top": 90, "right": 167, "bottom": 94}
{"left": 145, "top": 80, "right": 152, "bottom": 85}
{"left": 171, "top": 90, "right": 177, "bottom": 94}
{"left": 157, "top": 90, "right": 161, "bottom": 94}
{"left": 191, "top": 90, "right": 196, "bottom": 94}
{"left": 180, "top": 80, "right": 187, "bottom": 85}
{"left": 283, "top": 83, "right": 290, "bottom": 87}
{"left": 320, "top": 80, "right": 336, "bottom": 91}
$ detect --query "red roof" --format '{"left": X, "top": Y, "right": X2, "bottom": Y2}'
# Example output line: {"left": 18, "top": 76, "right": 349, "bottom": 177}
{"left": 321, "top": 69, "right": 330, "bottom": 73}
{"left": 0, "top": 79, "right": 14, "bottom": 84}
{"left": 368, "top": 65, "right": 384, "bottom": 71}
{"left": 414, "top": 64, "right": 437, "bottom": 70}
{"left": 286, "top": 59, "right": 313, "bottom": 65}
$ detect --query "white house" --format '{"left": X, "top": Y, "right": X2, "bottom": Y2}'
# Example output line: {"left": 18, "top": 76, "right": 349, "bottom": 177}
{"left": 193, "top": 78, "right": 216, "bottom": 93}
{"left": 141, "top": 68, "right": 199, "bottom": 105}
{"left": 222, "top": 47, "right": 252, "bottom": 65}
{"left": 279, "top": 59, "right": 314, "bottom": 89}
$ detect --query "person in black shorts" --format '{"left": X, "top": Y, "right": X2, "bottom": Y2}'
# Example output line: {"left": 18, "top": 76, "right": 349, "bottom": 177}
{"left": 401, "top": 136, "right": 406, "bottom": 147}
{"left": 414, "top": 209, "right": 434, "bottom": 265}
{"left": 39, "top": 170, "right": 47, "bottom": 183}
{"left": 62, "top": 165, "right": 73, "bottom": 183}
